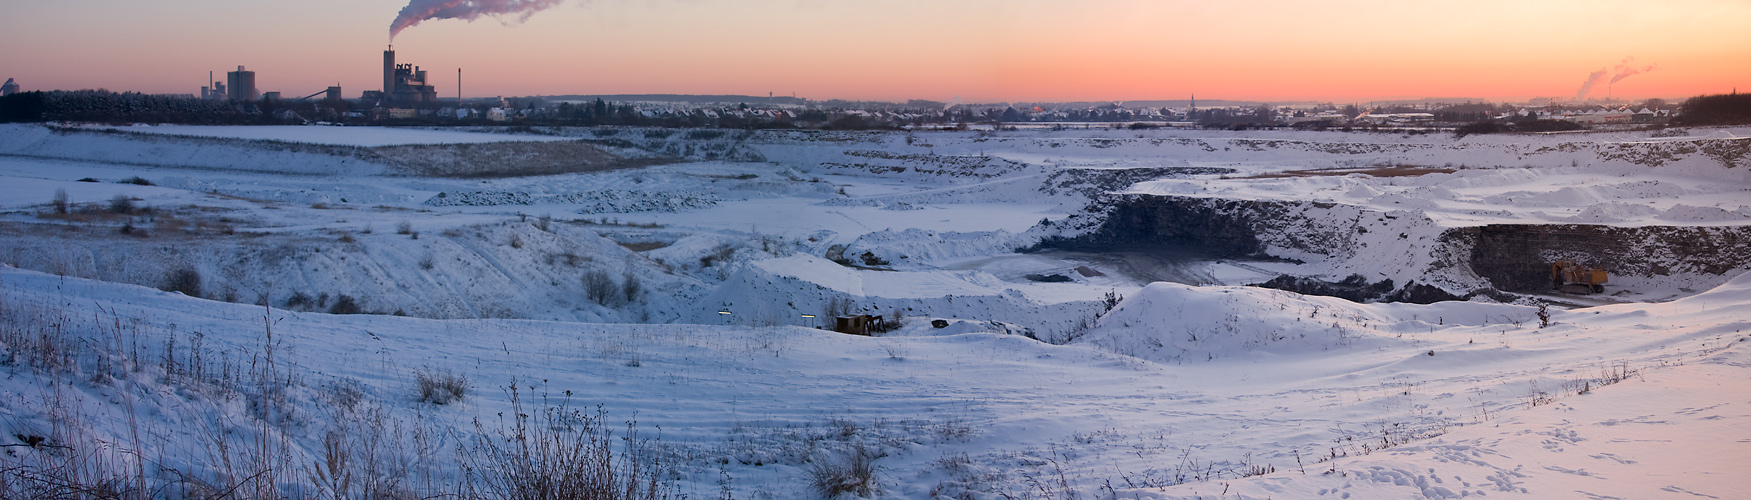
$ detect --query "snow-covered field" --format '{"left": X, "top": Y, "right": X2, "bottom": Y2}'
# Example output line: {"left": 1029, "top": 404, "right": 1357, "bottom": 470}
{"left": 1, "top": 123, "right": 1748, "bottom": 499}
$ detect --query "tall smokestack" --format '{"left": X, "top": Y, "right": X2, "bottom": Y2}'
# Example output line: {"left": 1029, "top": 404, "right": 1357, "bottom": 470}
{"left": 383, "top": 47, "right": 396, "bottom": 96}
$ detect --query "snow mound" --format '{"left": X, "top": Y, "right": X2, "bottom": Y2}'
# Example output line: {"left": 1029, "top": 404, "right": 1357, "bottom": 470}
{"left": 843, "top": 228, "right": 1031, "bottom": 267}
{"left": 1673, "top": 269, "right": 1751, "bottom": 304}
{"left": 1559, "top": 202, "right": 1661, "bottom": 223}
{"left": 1658, "top": 203, "right": 1747, "bottom": 222}
{"left": 1078, "top": 282, "right": 1535, "bottom": 363}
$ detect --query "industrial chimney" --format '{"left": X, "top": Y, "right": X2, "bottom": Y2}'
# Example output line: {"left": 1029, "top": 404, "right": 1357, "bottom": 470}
{"left": 383, "top": 47, "right": 397, "bottom": 97}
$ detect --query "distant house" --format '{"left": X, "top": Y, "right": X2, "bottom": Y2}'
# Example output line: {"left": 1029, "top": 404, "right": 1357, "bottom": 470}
{"left": 1565, "top": 109, "right": 1634, "bottom": 125}
{"left": 1632, "top": 108, "right": 1660, "bottom": 124}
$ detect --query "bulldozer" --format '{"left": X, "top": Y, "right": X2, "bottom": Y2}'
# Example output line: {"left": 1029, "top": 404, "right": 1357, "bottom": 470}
{"left": 1550, "top": 259, "right": 1607, "bottom": 294}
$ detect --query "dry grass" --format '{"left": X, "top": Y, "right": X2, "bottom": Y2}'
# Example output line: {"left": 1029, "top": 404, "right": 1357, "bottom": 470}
{"left": 808, "top": 444, "right": 877, "bottom": 498}
{"left": 415, "top": 369, "right": 469, "bottom": 405}
{"left": 461, "top": 382, "right": 667, "bottom": 500}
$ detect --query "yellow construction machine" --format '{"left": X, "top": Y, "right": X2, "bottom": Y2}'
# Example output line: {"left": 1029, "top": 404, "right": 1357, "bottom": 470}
{"left": 1550, "top": 259, "right": 1607, "bottom": 294}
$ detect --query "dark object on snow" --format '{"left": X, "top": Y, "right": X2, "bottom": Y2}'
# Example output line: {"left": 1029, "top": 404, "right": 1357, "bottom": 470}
{"left": 1025, "top": 273, "right": 1072, "bottom": 282}
{"left": 834, "top": 315, "right": 884, "bottom": 336}
{"left": 931, "top": 319, "right": 949, "bottom": 329}
{"left": 859, "top": 251, "right": 889, "bottom": 266}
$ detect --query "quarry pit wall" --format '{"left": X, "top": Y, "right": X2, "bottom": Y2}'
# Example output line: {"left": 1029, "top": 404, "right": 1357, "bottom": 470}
{"left": 1031, "top": 194, "right": 1751, "bottom": 301}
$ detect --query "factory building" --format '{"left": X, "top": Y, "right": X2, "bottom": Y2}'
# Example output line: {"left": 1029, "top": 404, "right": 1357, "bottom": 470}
{"left": 227, "top": 66, "right": 259, "bottom": 102}
{"left": 1, "top": 78, "right": 19, "bottom": 96}
{"left": 200, "top": 70, "right": 226, "bottom": 100}
{"left": 380, "top": 47, "right": 437, "bottom": 106}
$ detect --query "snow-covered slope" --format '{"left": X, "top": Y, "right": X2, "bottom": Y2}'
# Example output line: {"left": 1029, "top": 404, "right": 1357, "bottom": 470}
{"left": 693, "top": 253, "right": 1111, "bottom": 341}
{"left": 2, "top": 265, "right": 1746, "bottom": 499}
{"left": 3, "top": 124, "right": 1751, "bottom": 498}
{"left": 0, "top": 124, "right": 393, "bottom": 176}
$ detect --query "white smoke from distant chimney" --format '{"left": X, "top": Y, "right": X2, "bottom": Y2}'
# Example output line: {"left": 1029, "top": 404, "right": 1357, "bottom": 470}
{"left": 1573, "top": 68, "right": 1607, "bottom": 101}
{"left": 390, "top": 0, "right": 566, "bottom": 40}
{"left": 1609, "top": 57, "right": 1657, "bottom": 84}
{"left": 1575, "top": 57, "right": 1660, "bottom": 101}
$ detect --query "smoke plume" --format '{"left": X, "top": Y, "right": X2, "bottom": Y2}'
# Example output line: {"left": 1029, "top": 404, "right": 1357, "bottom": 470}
{"left": 1573, "top": 57, "right": 1659, "bottom": 101}
{"left": 1609, "top": 57, "right": 1657, "bottom": 84}
{"left": 1573, "top": 69, "right": 1608, "bottom": 101}
{"left": 390, "top": 0, "right": 566, "bottom": 40}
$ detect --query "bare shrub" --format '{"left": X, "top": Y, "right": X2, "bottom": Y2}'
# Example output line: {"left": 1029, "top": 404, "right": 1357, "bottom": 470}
{"left": 699, "top": 244, "right": 735, "bottom": 268}
{"left": 51, "top": 189, "right": 68, "bottom": 214}
{"left": 879, "top": 341, "right": 907, "bottom": 360}
{"left": 415, "top": 369, "right": 469, "bottom": 405}
{"left": 808, "top": 444, "right": 877, "bottom": 498}
{"left": 510, "top": 233, "right": 524, "bottom": 249}
{"left": 462, "top": 382, "right": 665, "bottom": 500}
{"left": 163, "top": 267, "right": 203, "bottom": 298}
{"left": 109, "top": 194, "right": 134, "bottom": 214}
{"left": 621, "top": 272, "right": 642, "bottom": 304}
{"left": 823, "top": 296, "right": 852, "bottom": 319}
{"left": 330, "top": 295, "right": 362, "bottom": 315}
{"left": 584, "top": 270, "right": 616, "bottom": 305}
{"left": 396, "top": 221, "right": 413, "bottom": 235}
{"left": 286, "top": 291, "right": 313, "bottom": 309}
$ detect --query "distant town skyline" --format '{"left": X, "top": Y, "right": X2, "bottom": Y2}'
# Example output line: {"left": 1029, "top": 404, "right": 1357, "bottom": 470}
{"left": 2, "top": 0, "right": 1747, "bottom": 103}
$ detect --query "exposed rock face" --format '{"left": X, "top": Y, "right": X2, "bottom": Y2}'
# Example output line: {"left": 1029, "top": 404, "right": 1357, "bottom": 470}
{"left": 1459, "top": 224, "right": 1751, "bottom": 292}
{"left": 1029, "top": 195, "right": 1270, "bottom": 258}
{"left": 1029, "top": 194, "right": 1751, "bottom": 303}
{"left": 1253, "top": 275, "right": 1470, "bottom": 304}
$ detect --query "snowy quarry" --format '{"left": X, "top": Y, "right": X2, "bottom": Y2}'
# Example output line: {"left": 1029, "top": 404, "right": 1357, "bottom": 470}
{"left": 0, "top": 123, "right": 1748, "bottom": 499}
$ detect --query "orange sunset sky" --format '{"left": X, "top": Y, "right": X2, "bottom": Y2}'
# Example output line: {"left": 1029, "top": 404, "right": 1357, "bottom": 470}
{"left": 2, "top": 0, "right": 1747, "bottom": 103}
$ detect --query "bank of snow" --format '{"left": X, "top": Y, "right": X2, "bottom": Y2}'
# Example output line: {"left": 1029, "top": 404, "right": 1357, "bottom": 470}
{"left": 81, "top": 124, "right": 574, "bottom": 147}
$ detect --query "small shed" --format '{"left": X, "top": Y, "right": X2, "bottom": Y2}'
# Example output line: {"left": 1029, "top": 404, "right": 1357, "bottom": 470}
{"left": 834, "top": 315, "right": 886, "bottom": 336}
